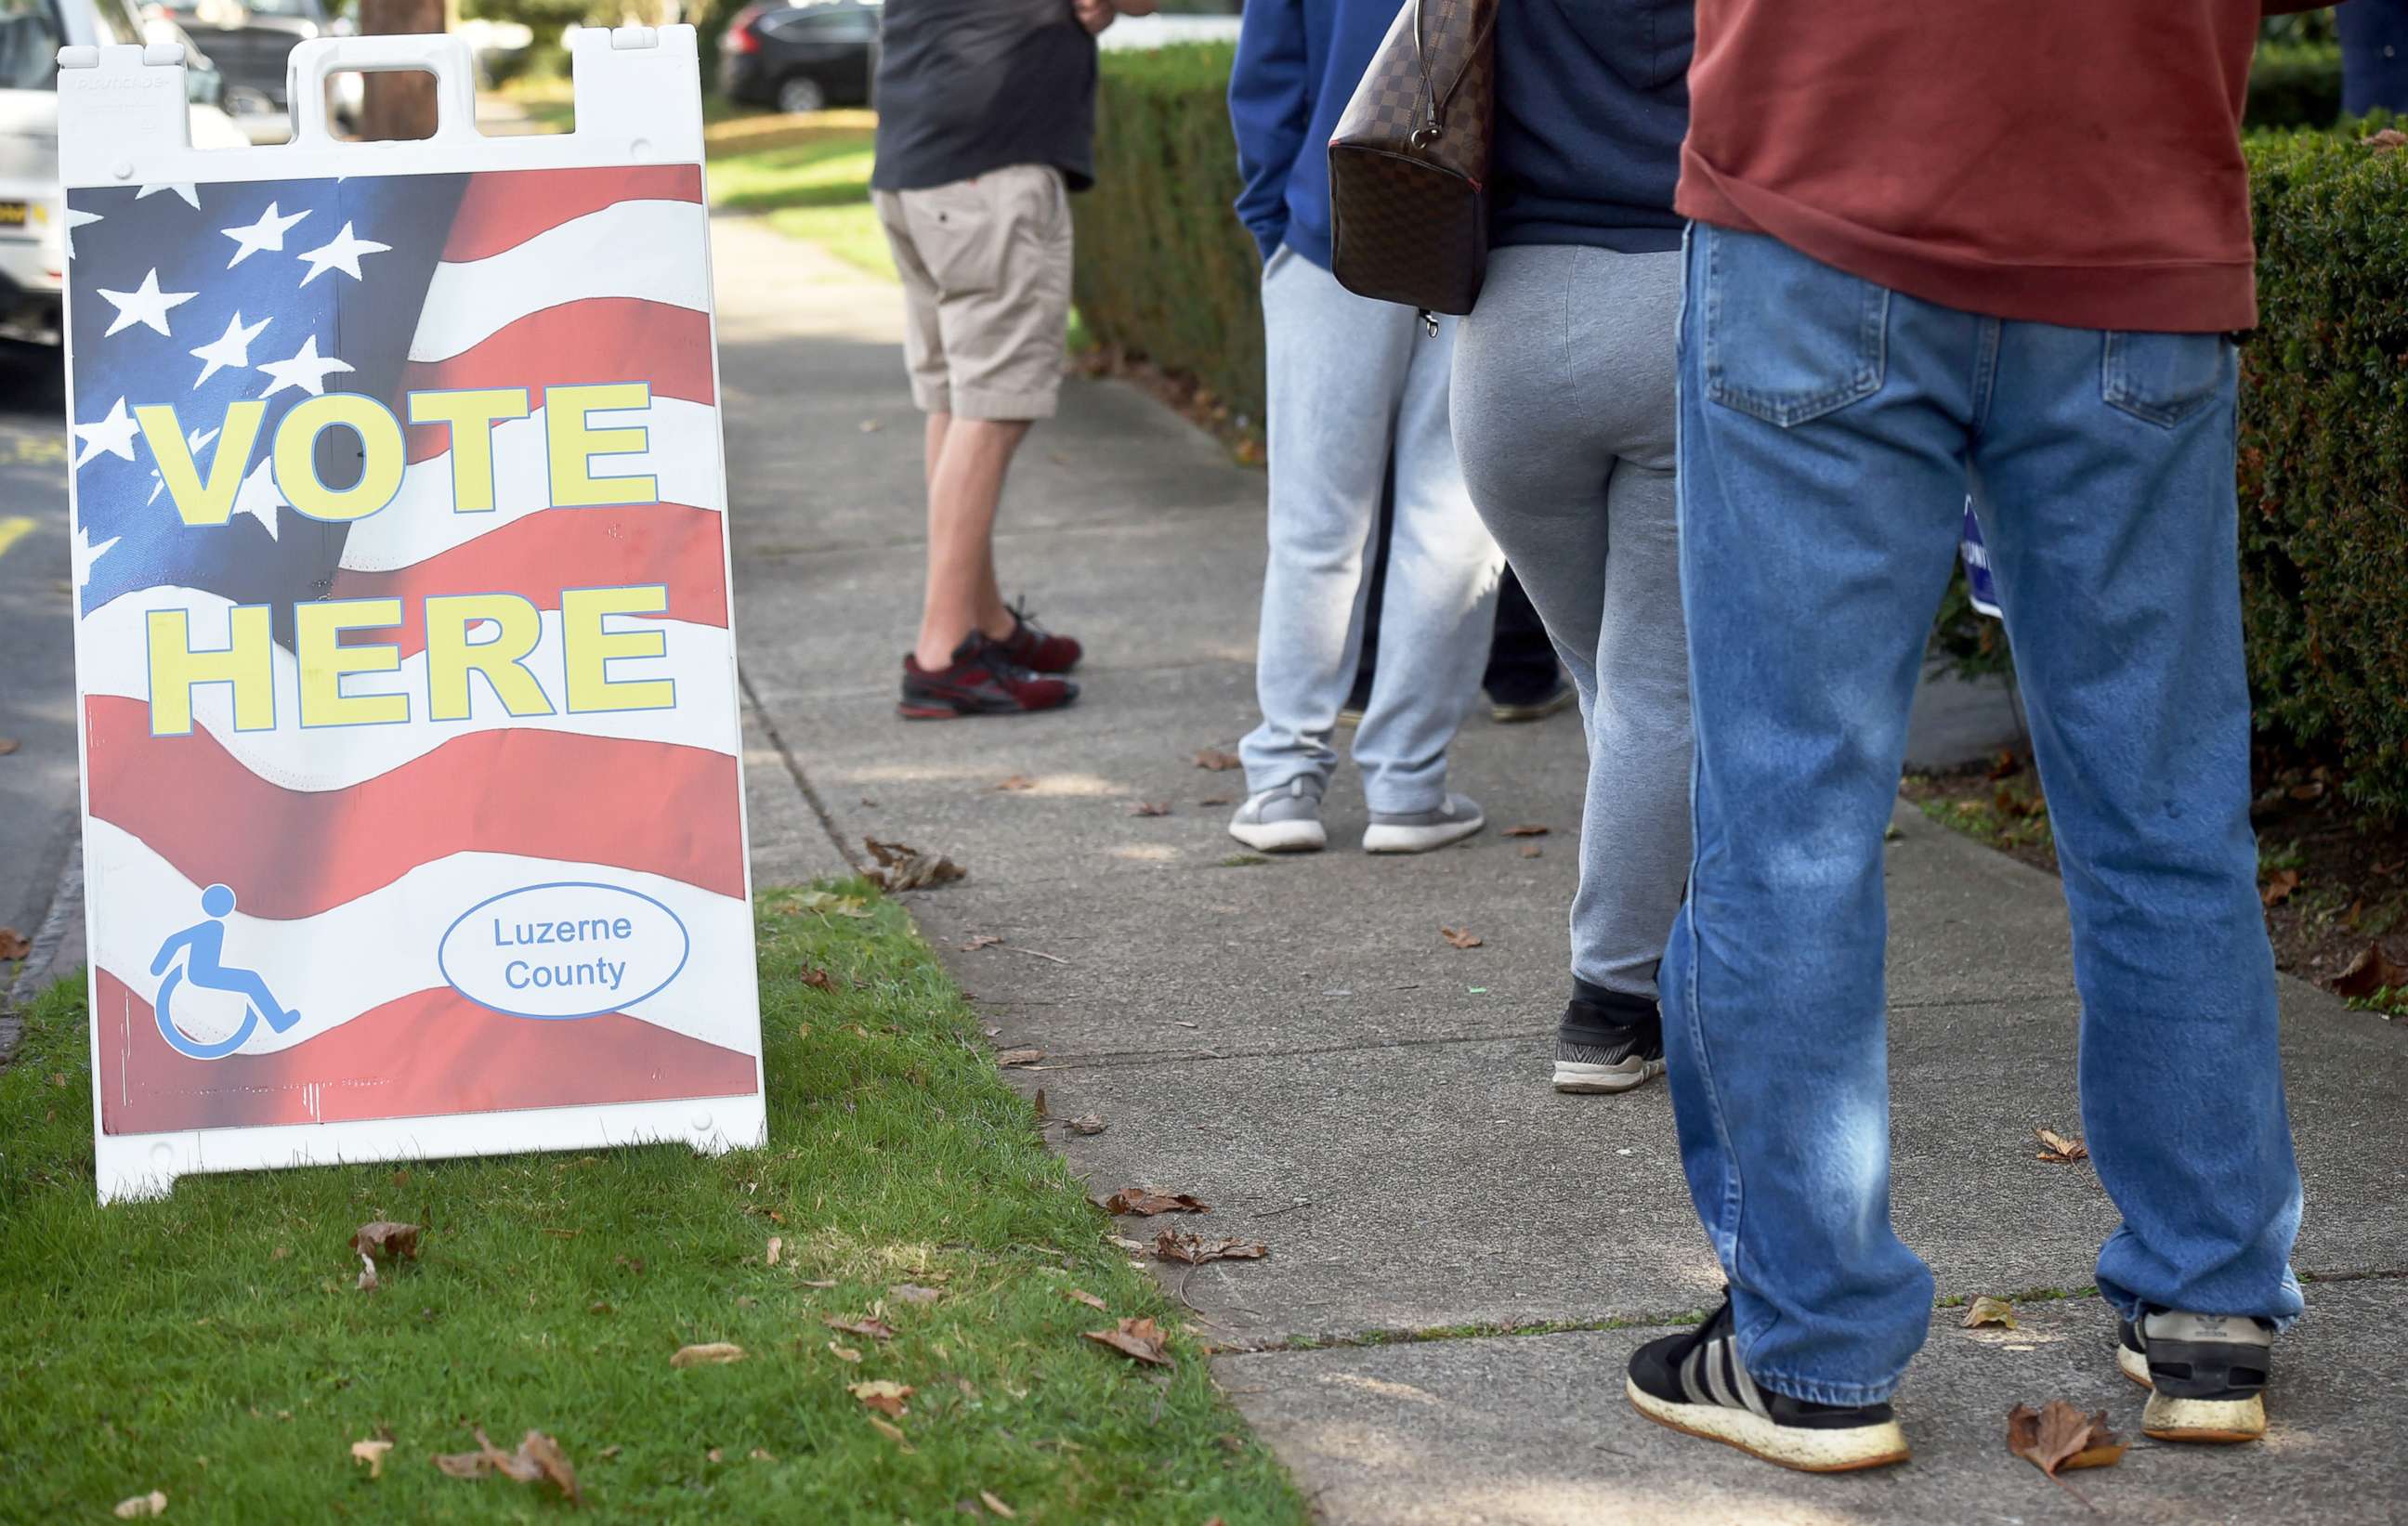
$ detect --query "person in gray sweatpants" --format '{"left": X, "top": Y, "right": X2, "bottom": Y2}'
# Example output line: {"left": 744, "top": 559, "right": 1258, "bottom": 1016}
{"left": 1451, "top": 0, "right": 1696, "bottom": 1091}
{"left": 1224, "top": 0, "right": 1503, "bottom": 856}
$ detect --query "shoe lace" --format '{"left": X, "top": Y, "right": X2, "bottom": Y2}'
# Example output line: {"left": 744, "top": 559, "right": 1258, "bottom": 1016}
{"left": 970, "top": 632, "right": 1041, "bottom": 684}
{"left": 1007, "top": 595, "right": 1051, "bottom": 637}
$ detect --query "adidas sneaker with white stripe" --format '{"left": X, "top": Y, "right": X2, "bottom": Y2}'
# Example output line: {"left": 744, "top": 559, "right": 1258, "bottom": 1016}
{"left": 2118, "top": 1308, "right": 2274, "bottom": 1443}
{"left": 1625, "top": 1294, "right": 1910, "bottom": 1473}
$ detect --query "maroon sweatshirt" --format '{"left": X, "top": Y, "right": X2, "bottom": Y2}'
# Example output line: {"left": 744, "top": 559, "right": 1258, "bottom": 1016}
{"left": 1677, "top": 2, "right": 2325, "bottom": 333}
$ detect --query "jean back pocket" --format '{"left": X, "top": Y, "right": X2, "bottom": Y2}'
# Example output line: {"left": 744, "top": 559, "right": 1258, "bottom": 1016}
{"left": 2100, "top": 331, "right": 2234, "bottom": 428}
{"left": 1701, "top": 225, "right": 1890, "bottom": 428}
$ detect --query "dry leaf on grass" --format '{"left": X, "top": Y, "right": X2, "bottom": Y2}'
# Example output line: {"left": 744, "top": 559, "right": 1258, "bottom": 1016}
{"left": 1066, "top": 1287, "right": 1108, "bottom": 1311}
{"left": 350, "top": 1438, "right": 394, "bottom": 1478}
{"left": 828, "top": 1341, "right": 864, "bottom": 1363}
{"left": 2007, "top": 1400, "right": 2126, "bottom": 1480}
{"left": 766, "top": 1236, "right": 782, "bottom": 1267}
{"left": 892, "top": 1283, "right": 943, "bottom": 1306}
{"left": 850, "top": 1380, "right": 915, "bottom": 1416}
{"left": 1066, "top": 1114, "right": 1107, "bottom": 1136}
{"left": 0, "top": 926, "right": 30, "bottom": 960}
{"left": 792, "top": 891, "right": 872, "bottom": 919}
{"left": 800, "top": 967, "right": 838, "bottom": 993}
{"left": 826, "top": 1315, "right": 896, "bottom": 1341}
{"left": 1153, "top": 1230, "right": 1269, "bottom": 1265}
{"left": 866, "top": 1415, "right": 915, "bottom": 1451}
{"left": 864, "top": 837, "right": 966, "bottom": 892}
{"left": 1962, "top": 1295, "right": 2019, "bottom": 1330}
{"left": 2336, "top": 942, "right": 2408, "bottom": 1000}
{"left": 1440, "top": 927, "right": 1484, "bottom": 950}
{"left": 1098, "top": 1187, "right": 1210, "bottom": 1217}
{"left": 1195, "top": 748, "right": 1242, "bottom": 771}
{"left": 1128, "top": 801, "right": 1172, "bottom": 817}
{"left": 2035, "top": 1128, "right": 2089, "bottom": 1164}
{"left": 996, "top": 1049, "right": 1045, "bottom": 1068}
{"left": 112, "top": 1491, "right": 167, "bottom": 1519}
{"left": 982, "top": 1490, "right": 1020, "bottom": 1519}
{"left": 1501, "top": 825, "right": 1550, "bottom": 838}
{"left": 1083, "top": 1316, "right": 1175, "bottom": 1368}
{"left": 802, "top": 1278, "right": 837, "bottom": 1288}
{"left": 2260, "top": 868, "right": 2300, "bottom": 908}
{"left": 351, "top": 1220, "right": 421, "bottom": 1291}
{"left": 670, "top": 1342, "right": 747, "bottom": 1368}
{"left": 995, "top": 775, "right": 1037, "bottom": 791}
{"left": 431, "top": 1428, "right": 580, "bottom": 1503}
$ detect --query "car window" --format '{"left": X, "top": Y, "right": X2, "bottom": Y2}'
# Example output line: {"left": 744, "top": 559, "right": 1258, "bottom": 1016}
{"left": 0, "top": 0, "right": 63, "bottom": 89}
{"left": 766, "top": 5, "right": 870, "bottom": 38}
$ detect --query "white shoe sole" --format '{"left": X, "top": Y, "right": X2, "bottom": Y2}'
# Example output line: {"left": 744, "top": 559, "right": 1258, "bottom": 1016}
{"left": 1626, "top": 1377, "right": 1910, "bottom": 1473}
{"left": 1552, "top": 1057, "right": 1666, "bottom": 1094}
{"left": 1228, "top": 818, "right": 1326, "bottom": 853}
{"left": 2121, "top": 1343, "right": 2266, "bottom": 1442}
{"left": 1361, "top": 811, "right": 1485, "bottom": 854}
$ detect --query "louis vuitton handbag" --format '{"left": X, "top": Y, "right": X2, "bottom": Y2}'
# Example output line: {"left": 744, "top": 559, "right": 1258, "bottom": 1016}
{"left": 1327, "top": 0, "right": 1500, "bottom": 320}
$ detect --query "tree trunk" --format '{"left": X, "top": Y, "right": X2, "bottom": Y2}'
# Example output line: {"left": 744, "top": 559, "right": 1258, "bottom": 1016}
{"left": 356, "top": 0, "right": 445, "bottom": 142}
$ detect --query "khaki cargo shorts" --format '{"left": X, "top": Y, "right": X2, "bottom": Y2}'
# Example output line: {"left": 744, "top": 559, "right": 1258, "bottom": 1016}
{"left": 872, "top": 164, "right": 1073, "bottom": 421}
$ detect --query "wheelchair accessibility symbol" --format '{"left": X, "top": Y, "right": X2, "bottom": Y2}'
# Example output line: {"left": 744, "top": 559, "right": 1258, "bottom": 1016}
{"left": 149, "top": 884, "right": 303, "bottom": 1061}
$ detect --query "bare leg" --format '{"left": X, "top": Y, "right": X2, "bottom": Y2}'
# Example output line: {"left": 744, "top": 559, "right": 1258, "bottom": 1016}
{"left": 916, "top": 417, "right": 1031, "bottom": 670}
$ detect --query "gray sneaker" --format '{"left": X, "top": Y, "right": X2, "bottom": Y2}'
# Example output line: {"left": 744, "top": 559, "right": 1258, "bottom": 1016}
{"left": 1229, "top": 777, "right": 1328, "bottom": 853}
{"left": 1362, "top": 792, "right": 1485, "bottom": 854}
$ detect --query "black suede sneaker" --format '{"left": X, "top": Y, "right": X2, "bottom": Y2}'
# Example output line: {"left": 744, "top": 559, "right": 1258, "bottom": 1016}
{"left": 2118, "top": 1309, "right": 2273, "bottom": 1443}
{"left": 1554, "top": 984, "right": 1666, "bottom": 1094}
{"left": 1627, "top": 1294, "right": 1910, "bottom": 1473}
{"left": 898, "top": 633, "right": 1079, "bottom": 720}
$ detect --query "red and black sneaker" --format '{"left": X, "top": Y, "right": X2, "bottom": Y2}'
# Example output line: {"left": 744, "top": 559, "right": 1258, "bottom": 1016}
{"left": 995, "top": 598, "right": 1082, "bottom": 674}
{"left": 899, "top": 633, "right": 1080, "bottom": 720}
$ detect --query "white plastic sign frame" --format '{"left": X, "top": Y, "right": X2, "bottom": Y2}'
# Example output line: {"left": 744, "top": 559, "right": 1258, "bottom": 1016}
{"left": 59, "top": 27, "right": 765, "bottom": 1203}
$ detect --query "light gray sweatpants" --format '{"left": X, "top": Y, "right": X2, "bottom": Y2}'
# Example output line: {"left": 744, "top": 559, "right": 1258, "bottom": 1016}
{"left": 1241, "top": 248, "right": 1504, "bottom": 815}
{"left": 1453, "top": 245, "right": 1691, "bottom": 998}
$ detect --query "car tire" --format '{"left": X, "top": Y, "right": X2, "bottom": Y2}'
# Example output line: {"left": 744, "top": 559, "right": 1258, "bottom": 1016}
{"left": 776, "top": 74, "right": 829, "bottom": 115}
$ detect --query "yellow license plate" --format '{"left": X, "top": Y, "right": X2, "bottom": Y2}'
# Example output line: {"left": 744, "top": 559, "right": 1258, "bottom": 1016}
{"left": 0, "top": 202, "right": 27, "bottom": 227}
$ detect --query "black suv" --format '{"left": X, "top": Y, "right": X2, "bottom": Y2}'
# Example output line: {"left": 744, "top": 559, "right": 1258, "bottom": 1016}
{"left": 719, "top": 0, "right": 877, "bottom": 116}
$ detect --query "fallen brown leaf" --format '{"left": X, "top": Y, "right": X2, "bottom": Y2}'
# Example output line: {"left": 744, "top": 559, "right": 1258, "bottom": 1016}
{"left": 1195, "top": 748, "right": 1242, "bottom": 771}
{"left": 1501, "top": 825, "right": 1550, "bottom": 838}
{"left": 1153, "top": 1230, "right": 1270, "bottom": 1265}
{"left": 996, "top": 1049, "right": 1045, "bottom": 1068}
{"left": 1066, "top": 1287, "right": 1108, "bottom": 1311}
{"left": 1098, "top": 1187, "right": 1210, "bottom": 1217}
{"left": 430, "top": 1428, "right": 579, "bottom": 1502}
{"left": 825, "top": 1315, "right": 896, "bottom": 1341}
{"left": 351, "top": 1220, "right": 421, "bottom": 1291}
{"left": 1066, "top": 1114, "right": 1107, "bottom": 1136}
{"left": 866, "top": 1415, "right": 914, "bottom": 1451}
{"left": 351, "top": 1438, "right": 394, "bottom": 1478}
{"left": 113, "top": 1491, "right": 167, "bottom": 1519}
{"left": 962, "top": 934, "right": 1004, "bottom": 951}
{"left": 864, "top": 837, "right": 966, "bottom": 891}
{"left": 1128, "top": 801, "right": 1172, "bottom": 817}
{"left": 2335, "top": 942, "right": 2408, "bottom": 1000}
{"left": 800, "top": 967, "right": 838, "bottom": 992}
{"left": 0, "top": 737, "right": 19, "bottom": 755}
{"left": 802, "top": 1278, "right": 837, "bottom": 1288}
{"left": 1962, "top": 1295, "right": 2019, "bottom": 1330}
{"left": 995, "top": 775, "right": 1037, "bottom": 791}
{"left": 517, "top": 1431, "right": 582, "bottom": 1504}
{"left": 1519, "top": 842, "right": 1542, "bottom": 858}
{"left": 2035, "top": 1128, "right": 2089, "bottom": 1164}
{"left": 1197, "top": 795, "right": 1232, "bottom": 807}
{"left": 1440, "top": 927, "right": 1484, "bottom": 950}
{"left": 1083, "top": 1316, "right": 1175, "bottom": 1368}
{"left": 0, "top": 926, "right": 29, "bottom": 960}
{"left": 2260, "top": 868, "right": 2300, "bottom": 908}
{"left": 670, "top": 1342, "right": 747, "bottom": 1368}
{"left": 766, "top": 1236, "right": 782, "bottom": 1267}
{"left": 1033, "top": 1088, "right": 1049, "bottom": 1119}
{"left": 2007, "top": 1400, "right": 2127, "bottom": 1479}
{"left": 981, "top": 1490, "right": 1019, "bottom": 1519}
{"left": 850, "top": 1380, "right": 914, "bottom": 1417}
{"left": 828, "top": 1341, "right": 864, "bottom": 1363}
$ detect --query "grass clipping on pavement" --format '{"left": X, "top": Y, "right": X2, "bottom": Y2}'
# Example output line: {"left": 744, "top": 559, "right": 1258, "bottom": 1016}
{"left": 0, "top": 882, "right": 1303, "bottom": 1523}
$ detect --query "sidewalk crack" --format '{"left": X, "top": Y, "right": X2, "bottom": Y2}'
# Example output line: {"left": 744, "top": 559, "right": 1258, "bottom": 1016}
{"left": 741, "top": 671, "right": 861, "bottom": 876}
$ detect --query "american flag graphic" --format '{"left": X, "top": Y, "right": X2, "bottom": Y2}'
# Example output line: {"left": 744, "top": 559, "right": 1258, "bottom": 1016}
{"left": 65, "top": 163, "right": 759, "bottom": 1136}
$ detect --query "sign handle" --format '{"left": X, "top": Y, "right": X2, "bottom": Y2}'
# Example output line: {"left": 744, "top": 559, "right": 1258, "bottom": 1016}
{"left": 284, "top": 33, "right": 480, "bottom": 149}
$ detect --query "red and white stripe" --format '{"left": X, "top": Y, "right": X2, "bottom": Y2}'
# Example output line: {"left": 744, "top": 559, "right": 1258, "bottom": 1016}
{"left": 85, "top": 164, "right": 754, "bottom": 1139}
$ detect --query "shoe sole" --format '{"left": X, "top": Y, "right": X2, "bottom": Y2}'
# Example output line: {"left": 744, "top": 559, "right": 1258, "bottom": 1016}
{"left": 1228, "top": 820, "right": 1327, "bottom": 853}
{"left": 1362, "top": 813, "right": 1485, "bottom": 854}
{"left": 1492, "top": 691, "right": 1577, "bottom": 724}
{"left": 1626, "top": 1378, "right": 1910, "bottom": 1473}
{"left": 2119, "top": 1345, "right": 2266, "bottom": 1442}
{"left": 896, "top": 696, "right": 1078, "bottom": 721}
{"left": 1552, "top": 1058, "right": 1666, "bottom": 1094}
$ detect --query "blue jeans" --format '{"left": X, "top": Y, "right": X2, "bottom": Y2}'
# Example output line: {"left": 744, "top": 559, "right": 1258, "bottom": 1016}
{"left": 1664, "top": 224, "right": 2305, "bottom": 1406}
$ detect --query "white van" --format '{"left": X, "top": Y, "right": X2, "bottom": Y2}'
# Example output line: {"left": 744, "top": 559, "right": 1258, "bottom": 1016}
{"left": 0, "top": 0, "right": 247, "bottom": 344}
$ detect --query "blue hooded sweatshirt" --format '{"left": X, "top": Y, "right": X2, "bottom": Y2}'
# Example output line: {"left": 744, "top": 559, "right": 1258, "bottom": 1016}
{"left": 1229, "top": 0, "right": 1692, "bottom": 271}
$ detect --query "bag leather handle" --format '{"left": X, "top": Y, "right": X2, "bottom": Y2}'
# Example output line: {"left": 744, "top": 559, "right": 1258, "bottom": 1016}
{"left": 1409, "top": 0, "right": 1499, "bottom": 147}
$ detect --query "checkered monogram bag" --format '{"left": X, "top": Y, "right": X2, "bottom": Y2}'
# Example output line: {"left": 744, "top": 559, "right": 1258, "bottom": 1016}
{"left": 1327, "top": 0, "right": 1499, "bottom": 320}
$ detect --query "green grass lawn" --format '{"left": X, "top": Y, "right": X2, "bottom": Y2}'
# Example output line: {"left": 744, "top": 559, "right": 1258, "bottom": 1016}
{"left": 706, "top": 130, "right": 895, "bottom": 280}
{"left": 0, "top": 884, "right": 1304, "bottom": 1524}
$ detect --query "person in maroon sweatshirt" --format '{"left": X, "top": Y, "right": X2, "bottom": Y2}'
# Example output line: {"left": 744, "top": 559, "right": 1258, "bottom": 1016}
{"left": 1622, "top": 2, "right": 2320, "bottom": 1472}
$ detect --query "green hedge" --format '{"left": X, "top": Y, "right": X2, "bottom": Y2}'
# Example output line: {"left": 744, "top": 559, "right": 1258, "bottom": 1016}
{"left": 2248, "top": 44, "right": 2345, "bottom": 131}
{"left": 1076, "top": 46, "right": 2408, "bottom": 820}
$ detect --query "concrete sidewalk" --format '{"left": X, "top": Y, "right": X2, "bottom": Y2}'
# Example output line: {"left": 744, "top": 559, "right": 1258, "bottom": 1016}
{"left": 712, "top": 215, "right": 2408, "bottom": 1525}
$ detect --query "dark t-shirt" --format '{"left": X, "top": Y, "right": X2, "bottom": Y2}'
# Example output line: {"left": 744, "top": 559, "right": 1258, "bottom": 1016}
{"left": 870, "top": 0, "right": 1100, "bottom": 193}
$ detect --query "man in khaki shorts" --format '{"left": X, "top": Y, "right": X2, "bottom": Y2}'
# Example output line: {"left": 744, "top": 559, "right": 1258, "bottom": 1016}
{"left": 870, "top": 0, "right": 1155, "bottom": 719}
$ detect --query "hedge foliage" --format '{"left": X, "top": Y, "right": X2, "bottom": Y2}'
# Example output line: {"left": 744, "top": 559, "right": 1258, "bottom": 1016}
{"left": 2249, "top": 44, "right": 2345, "bottom": 130}
{"left": 1075, "top": 45, "right": 2408, "bottom": 820}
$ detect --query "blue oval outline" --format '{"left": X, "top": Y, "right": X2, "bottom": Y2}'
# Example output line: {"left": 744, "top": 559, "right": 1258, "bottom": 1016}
{"left": 438, "top": 880, "right": 692, "bottom": 1020}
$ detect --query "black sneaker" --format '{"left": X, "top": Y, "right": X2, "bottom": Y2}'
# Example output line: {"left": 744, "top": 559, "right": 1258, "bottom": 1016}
{"left": 1627, "top": 1294, "right": 1910, "bottom": 1473}
{"left": 1554, "top": 984, "right": 1666, "bottom": 1094}
{"left": 898, "top": 633, "right": 1079, "bottom": 720}
{"left": 2118, "top": 1309, "right": 2272, "bottom": 1442}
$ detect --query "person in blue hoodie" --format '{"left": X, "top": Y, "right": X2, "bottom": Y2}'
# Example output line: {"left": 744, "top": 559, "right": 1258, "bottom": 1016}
{"left": 1451, "top": 1, "right": 1695, "bottom": 1095}
{"left": 1224, "top": 0, "right": 1505, "bottom": 857}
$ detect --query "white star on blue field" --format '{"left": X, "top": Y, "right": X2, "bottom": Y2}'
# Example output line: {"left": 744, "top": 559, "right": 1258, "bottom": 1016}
{"left": 66, "top": 173, "right": 467, "bottom": 637}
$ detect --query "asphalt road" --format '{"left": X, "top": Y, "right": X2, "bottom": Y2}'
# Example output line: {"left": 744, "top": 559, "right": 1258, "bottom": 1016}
{"left": 0, "top": 339, "right": 77, "bottom": 967}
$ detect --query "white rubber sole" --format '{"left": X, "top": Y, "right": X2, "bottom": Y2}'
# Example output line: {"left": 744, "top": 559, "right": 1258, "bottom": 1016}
{"left": 2120, "top": 1341, "right": 2267, "bottom": 1442}
{"left": 1228, "top": 818, "right": 1326, "bottom": 853}
{"left": 1626, "top": 1378, "right": 1910, "bottom": 1473}
{"left": 1552, "top": 1057, "right": 1667, "bottom": 1094}
{"left": 1361, "top": 811, "right": 1485, "bottom": 854}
